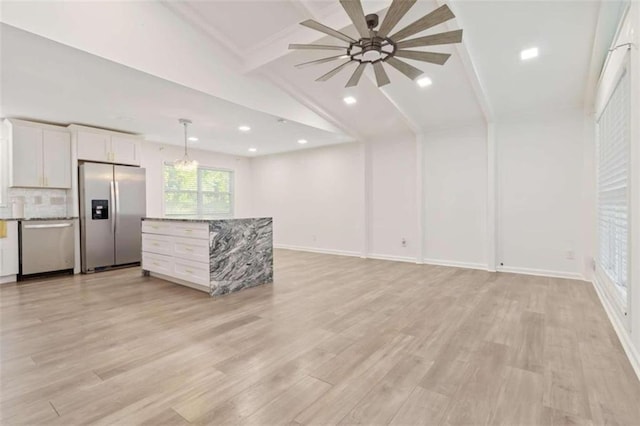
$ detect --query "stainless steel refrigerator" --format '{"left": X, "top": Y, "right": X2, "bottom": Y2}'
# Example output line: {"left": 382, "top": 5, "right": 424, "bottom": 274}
{"left": 79, "top": 162, "right": 146, "bottom": 273}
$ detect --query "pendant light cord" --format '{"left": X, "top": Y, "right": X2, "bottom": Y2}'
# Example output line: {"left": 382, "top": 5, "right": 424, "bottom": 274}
{"left": 183, "top": 121, "right": 188, "bottom": 156}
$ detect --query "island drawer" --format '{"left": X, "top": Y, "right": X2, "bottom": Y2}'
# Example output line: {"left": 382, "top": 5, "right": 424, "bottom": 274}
{"left": 142, "top": 252, "right": 174, "bottom": 276}
{"left": 173, "top": 258, "right": 210, "bottom": 287}
{"left": 142, "top": 221, "right": 172, "bottom": 235}
{"left": 170, "top": 222, "right": 209, "bottom": 240}
{"left": 173, "top": 236, "right": 209, "bottom": 263}
{"left": 142, "top": 234, "right": 173, "bottom": 256}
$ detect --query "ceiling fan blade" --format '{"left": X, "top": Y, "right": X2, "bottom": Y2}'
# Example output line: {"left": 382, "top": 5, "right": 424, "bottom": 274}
{"left": 339, "top": 0, "right": 370, "bottom": 39}
{"left": 394, "top": 50, "right": 451, "bottom": 65}
{"left": 396, "top": 29, "right": 463, "bottom": 49}
{"left": 372, "top": 62, "right": 391, "bottom": 87}
{"left": 300, "top": 20, "right": 356, "bottom": 43}
{"left": 316, "top": 60, "right": 354, "bottom": 82}
{"left": 377, "top": 0, "right": 417, "bottom": 38}
{"left": 385, "top": 56, "right": 424, "bottom": 80}
{"left": 289, "top": 43, "right": 347, "bottom": 51}
{"left": 346, "top": 62, "right": 367, "bottom": 87}
{"left": 389, "top": 4, "right": 455, "bottom": 41}
{"left": 296, "top": 54, "right": 348, "bottom": 69}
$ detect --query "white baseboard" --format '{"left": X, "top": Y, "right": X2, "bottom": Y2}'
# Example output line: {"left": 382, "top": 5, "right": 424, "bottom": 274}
{"left": 422, "top": 258, "right": 488, "bottom": 271}
{"left": 367, "top": 253, "right": 418, "bottom": 263}
{"left": 275, "top": 246, "right": 587, "bottom": 283}
{"left": 274, "top": 244, "right": 362, "bottom": 258}
{"left": 497, "top": 266, "right": 585, "bottom": 281}
{"left": 0, "top": 275, "right": 17, "bottom": 284}
{"left": 591, "top": 279, "right": 640, "bottom": 381}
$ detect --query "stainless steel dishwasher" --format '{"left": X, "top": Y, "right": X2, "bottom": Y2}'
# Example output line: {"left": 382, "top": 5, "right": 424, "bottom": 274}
{"left": 19, "top": 220, "right": 75, "bottom": 277}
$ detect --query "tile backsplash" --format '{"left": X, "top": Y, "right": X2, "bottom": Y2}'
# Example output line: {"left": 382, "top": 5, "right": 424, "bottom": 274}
{"left": 0, "top": 188, "right": 71, "bottom": 218}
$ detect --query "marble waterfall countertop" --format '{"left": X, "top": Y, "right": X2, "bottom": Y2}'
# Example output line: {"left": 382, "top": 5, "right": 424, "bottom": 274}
{"left": 141, "top": 217, "right": 273, "bottom": 297}
{"left": 141, "top": 217, "right": 271, "bottom": 223}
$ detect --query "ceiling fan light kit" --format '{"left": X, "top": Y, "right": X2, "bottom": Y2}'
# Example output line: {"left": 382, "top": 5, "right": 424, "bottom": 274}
{"left": 289, "top": 0, "right": 463, "bottom": 88}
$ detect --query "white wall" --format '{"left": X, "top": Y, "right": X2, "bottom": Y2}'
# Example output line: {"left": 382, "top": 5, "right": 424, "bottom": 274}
{"left": 367, "top": 133, "right": 418, "bottom": 261}
{"left": 250, "top": 142, "right": 365, "bottom": 255}
{"left": 496, "top": 108, "right": 585, "bottom": 278}
{"left": 422, "top": 125, "right": 488, "bottom": 268}
{"left": 140, "top": 141, "right": 253, "bottom": 218}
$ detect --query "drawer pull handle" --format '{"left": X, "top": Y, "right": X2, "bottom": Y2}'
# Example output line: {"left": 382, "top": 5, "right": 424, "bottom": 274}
{"left": 185, "top": 269, "right": 193, "bottom": 274}
{"left": 153, "top": 262, "right": 160, "bottom": 266}
{"left": 151, "top": 226, "right": 159, "bottom": 229}
{"left": 152, "top": 243, "right": 159, "bottom": 246}
{"left": 185, "top": 248, "right": 193, "bottom": 252}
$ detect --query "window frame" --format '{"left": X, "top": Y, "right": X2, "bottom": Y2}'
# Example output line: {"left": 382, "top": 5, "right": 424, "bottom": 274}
{"left": 594, "top": 51, "right": 632, "bottom": 325}
{"left": 161, "top": 161, "right": 234, "bottom": 218}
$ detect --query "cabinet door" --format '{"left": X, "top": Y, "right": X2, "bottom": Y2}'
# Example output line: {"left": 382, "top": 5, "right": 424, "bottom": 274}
{"left": 43, "top": 129, "right": 71, "bottom": 188}
{"left": 111, "top": 135, "right": 140, "bottom": 165}
{"left": 0, "top": 221, "right": 19, "bottom": 277}
{"left": 77, "top": 131, "right": 110, "bottom": 162}
{"left": 11, "top": 125, "right": 43, "bottom": 187}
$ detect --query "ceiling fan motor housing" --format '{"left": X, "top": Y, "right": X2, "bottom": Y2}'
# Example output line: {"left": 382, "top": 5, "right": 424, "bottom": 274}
{"left": 365, "top": 13, "right": 379, "bottom": 29}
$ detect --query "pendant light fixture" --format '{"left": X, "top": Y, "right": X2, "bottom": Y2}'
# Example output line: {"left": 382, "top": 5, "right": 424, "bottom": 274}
{"left": 174, "top": 118, "right": 198, "bottom": 171}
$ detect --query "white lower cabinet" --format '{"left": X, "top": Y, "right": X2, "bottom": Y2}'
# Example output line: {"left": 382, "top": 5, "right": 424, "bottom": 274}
{"left": 141, "top": 221, "right": 210, "bottom": 292}
{"left": 142, "top": 252, "right": 173, "bottom": 276}
{"left": 173, "top": 258, "right": 210, "bottom": 286}
{"left": 0, "top": 221, "right": 19, "bottom": 283}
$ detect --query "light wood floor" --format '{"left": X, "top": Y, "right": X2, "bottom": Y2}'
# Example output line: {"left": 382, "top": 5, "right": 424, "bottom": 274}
{"left": 1, "top": 249, "right": 639, "bottom": 425}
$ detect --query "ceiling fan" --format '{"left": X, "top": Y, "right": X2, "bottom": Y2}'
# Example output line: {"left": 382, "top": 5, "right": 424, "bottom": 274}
{"left": 289, "top": 0, "right": 462, "bottom": 87}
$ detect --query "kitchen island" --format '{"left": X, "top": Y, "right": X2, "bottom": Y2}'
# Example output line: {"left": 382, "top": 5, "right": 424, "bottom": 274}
{"left": 141, "top": 217, "right": 273, "bottom": 296}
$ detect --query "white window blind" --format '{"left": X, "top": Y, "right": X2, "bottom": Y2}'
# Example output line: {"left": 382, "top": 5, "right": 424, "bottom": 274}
{"left": 163, "top": 162, "right": 233, "bottom": 217}
{"left": 596, "top": 68, "right": 629, "bottom": 302}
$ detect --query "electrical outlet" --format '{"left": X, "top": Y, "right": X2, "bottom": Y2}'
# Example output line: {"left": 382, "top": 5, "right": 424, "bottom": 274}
{"left": 565, "top": 250, "right": 575, "bottom": 260}
{"left": 401, "top": 238, "right": 407, "bottom": 247}
{"left": 312, "top": 235, "right": 317, "bottom": 242}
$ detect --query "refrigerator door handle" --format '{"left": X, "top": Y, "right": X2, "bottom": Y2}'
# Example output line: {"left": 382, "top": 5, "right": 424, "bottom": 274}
{"left": 110, "top": 180, "right": 116, "bottom": 234}
{"left": 115, "top": 181, "right": 120, "bottom": 232}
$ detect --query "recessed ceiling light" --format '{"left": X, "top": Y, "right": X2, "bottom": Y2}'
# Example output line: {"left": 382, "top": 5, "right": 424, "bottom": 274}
{"left": 188, "top": 136, "right": 199, "bottom": 142}
{"left": 277, "top": 118, "right": 287, "bottom": 124}
{"left": 238, "top": 125, "right": 251, "bottom": 132}
{"left": 248, "top": 147, "right": 257, "bottom": 152}
{"left": 520, "top": 47, "right": 539, "bottom": 61}
{"left": 343, "top": 96, "right": 357, "bottom": 105}
{"left": 298, "top": 139, "right": 308, "bottom": 145}
{"left": 417, "top": 76, "right": 432, "bottom": 88}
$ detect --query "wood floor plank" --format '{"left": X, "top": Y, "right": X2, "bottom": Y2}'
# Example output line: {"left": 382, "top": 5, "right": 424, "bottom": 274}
{"left": 488, "top": 366, "right": 545, "bottom": 425}
{"left": 389, "top": 386, "right": 450, "bottom": 426}
{"left": 1, "top": 249, "right": 638, "bottom": 425}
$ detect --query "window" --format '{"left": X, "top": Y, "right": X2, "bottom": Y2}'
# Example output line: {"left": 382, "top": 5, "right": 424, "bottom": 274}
{"left": 596, "top": 67, "right": 630, "bottom": 303}
{"left": 163, "top": 162, "right": 233, "bottom": 217}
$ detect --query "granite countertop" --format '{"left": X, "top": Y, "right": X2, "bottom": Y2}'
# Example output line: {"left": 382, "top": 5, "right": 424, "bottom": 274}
{"left": 0, "top": 216, "right": 78, "bottom": 221}
{"left": 142, "top": 217, "right": 272, "bottom": 223}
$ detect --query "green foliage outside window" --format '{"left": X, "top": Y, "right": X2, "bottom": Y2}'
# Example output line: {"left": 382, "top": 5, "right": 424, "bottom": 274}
{"left": 163, "top": 163, "right": 233, "bottom": 217}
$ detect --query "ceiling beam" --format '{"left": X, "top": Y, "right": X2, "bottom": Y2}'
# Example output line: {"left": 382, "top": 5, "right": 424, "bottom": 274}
{"left": 436, "top": 0, "right": 494, "bottom": 123}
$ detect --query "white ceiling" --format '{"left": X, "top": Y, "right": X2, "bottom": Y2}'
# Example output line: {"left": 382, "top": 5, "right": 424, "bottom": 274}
{"left": 0, "top": 23, "right": 352, "bottom": 156}
{"left": 0, "top": 0, "right": 624, "bottom": 155}
{"left": 454, "top": 0, "right": 604, "bottom": 117}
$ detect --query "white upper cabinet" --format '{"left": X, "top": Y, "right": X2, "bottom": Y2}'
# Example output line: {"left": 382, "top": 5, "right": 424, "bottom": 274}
{"left": 43, "top": 129, "right": 72, "bottom": 188}
{"left": 7, "top": 120, "right": 71, "bottom": 189}
{"left": 75, "top": 127, "right": 141, "bottom": 166}
{"left": 77, "top": 130, "right": 110, "bottom": 163}
{"left": 111, "top": 134, "right": 140, "bottom": 165}
{"left": 11, "top": 124, "right": 43, "bottom": 187}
